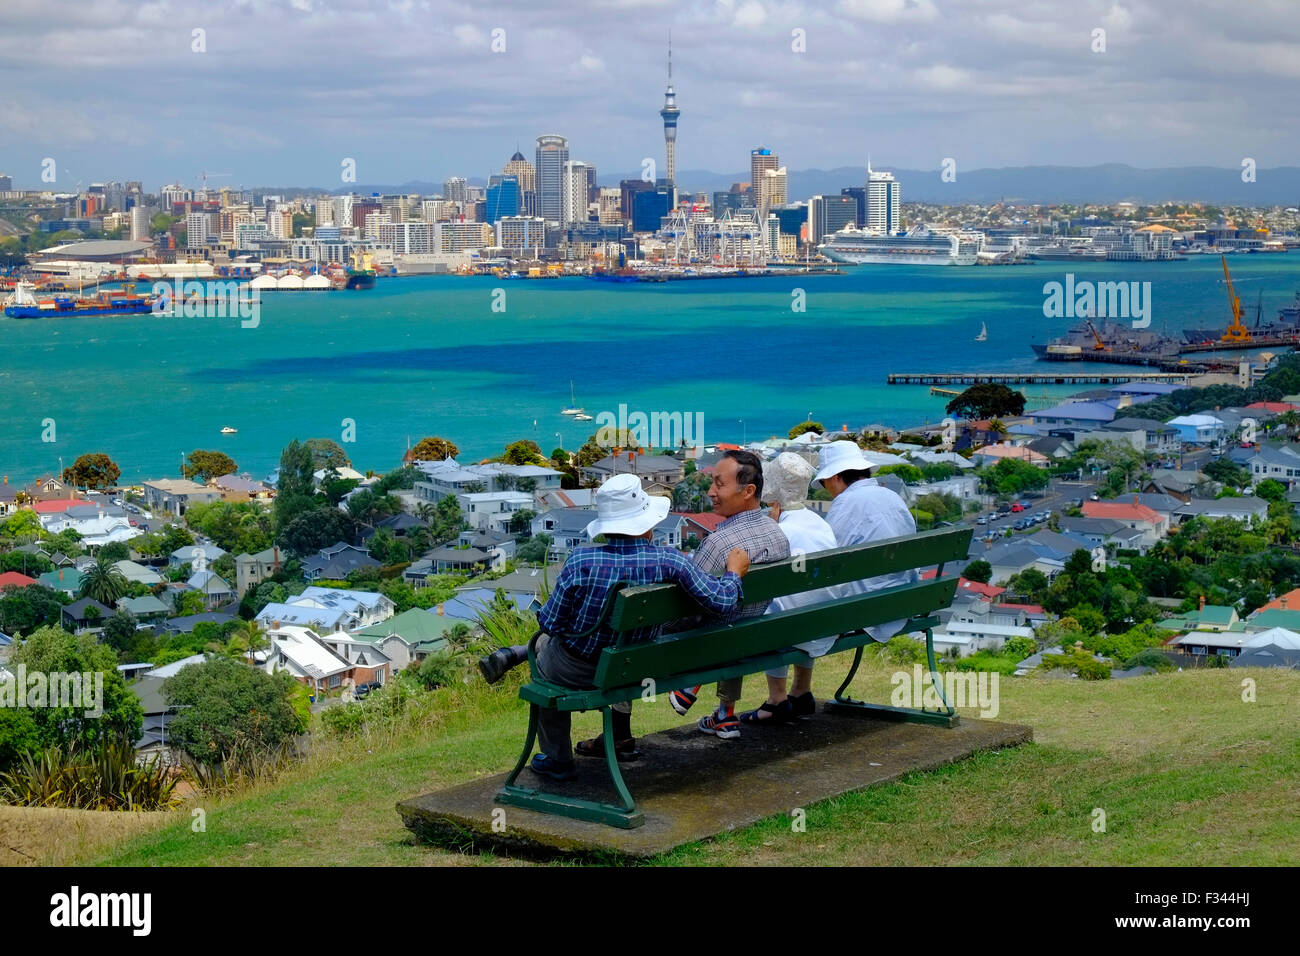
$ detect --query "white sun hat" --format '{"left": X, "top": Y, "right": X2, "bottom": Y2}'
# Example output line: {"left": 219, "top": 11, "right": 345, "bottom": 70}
{"left": 586, "top": 473, "right": 671, "bottom": 538}
{"left": 814, "top": 439, "right": 875, "bottom": 482}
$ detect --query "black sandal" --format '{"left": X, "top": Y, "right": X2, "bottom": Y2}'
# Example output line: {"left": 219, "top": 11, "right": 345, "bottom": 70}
{"left": 575, "top": 734, "right": 641, "bottom": 762}
{"left": 739, "top": 699, "right": 795, "bottom": 725}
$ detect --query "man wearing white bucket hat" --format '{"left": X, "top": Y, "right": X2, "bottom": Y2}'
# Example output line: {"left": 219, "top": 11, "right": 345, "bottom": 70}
{"left": 477, "top": 473, "right": 752, "bottom": 781}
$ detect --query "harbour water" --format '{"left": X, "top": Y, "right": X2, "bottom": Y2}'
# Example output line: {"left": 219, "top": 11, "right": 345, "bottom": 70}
{"left": 2, "top": 255, "right": 1298, "bottom": 484}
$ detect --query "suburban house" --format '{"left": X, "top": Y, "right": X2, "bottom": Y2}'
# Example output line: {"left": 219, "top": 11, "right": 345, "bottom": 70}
{"left": 169, "top": 542, "right": 227, "bottom": 569}
{"left": 439, "top": 587, "right": 542, "bottom": 623}
{"left": 969, "top": 443, "right": 1050, "bottom": 468}
{"left": 112, "top": 559, "right": 163, "bottom": 586}
{"left": 1100, "top": 417, "right": 1180, "bottom": 454}
{"left": 580, "top": 452, "right": 685, "bottom": 488}
{"left": 1242, "top": 445, "right": 1300, "bottom": 486}
{"left": 116, "top": 594, "right": 171, "bottom": 624}
{"left": 358, "top": 512, "right": 426, "bottom": 542}
{"left": 1158, "top": 601, "right": 1240, "bottom": 633}
{"left": 0, "top": 571, "right": 38, "bottom": 590}
{"left": 301, "top": 541, "right": 380, "bottom": 581}
{"left": 413, "top": 459, "right": 564, "bottom": 503}
{"left": 410, "top": 545, "right": 495, "bottom": 576}
{"left": 348, "top": 608, "right": 467, "bottom": 670}
{"left": 187, "top": 569, "right": 235, "bottom": 608}
{"left": 1028, "top": 400, "right": 1120, "bottom": 429}
{"left": 155, "top": 611, "right": 236, "bottom": 636}
{"left": 1080, "top": 499, "right": 1169, "bottom": 547}
{"left": 535, "top": 488, "right": 596, "bottom": 511}
{"left": 143, "top": 478, "right": 223, "bottom": 516}
{"left": 457, "top": 529, "right": 517, "bottom": 559}
{"left": 682, "top": 512, "right": 726, "bottom": 546}
{"left": 1166, "top": 414, "right": 1225, "bottom": 445}
{"left": 457, "top": 491, "right": 533, "bottom": 533}
{"left": 1164, "top": 626, "right": 1299, "bottom": 662}
{"left": 263, "top": 625, "right": 363, "bottom": 694}
{"left": 37, "top": 567, "right": 83, "bottom": 595}
{"left": 530, "top": 506, "right": 682, "bottom": 561}
{"left": 1172, "top": 497, "right": 1270, "bottom": 527}
{"left": 38, "top": 505, "right": 140, "bottom": 547}
{"left": 61, "top": 597, "right": 114, "bottom": 632}
{"left": 1142, "top": 470, "right": 1206, "bottom": 502}
{"left": 234, "top": 546, "right": 285, "bottom": 597}
{"left": 210, "top": 473, "right": 275, "bottom": 501}
{"left": 256, "top": 600, "right": 358, "bottom": 633}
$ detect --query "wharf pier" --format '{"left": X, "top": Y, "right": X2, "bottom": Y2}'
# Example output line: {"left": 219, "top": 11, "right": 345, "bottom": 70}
{"left": 889, "top": 371, "right": 1201, "bottom": 386}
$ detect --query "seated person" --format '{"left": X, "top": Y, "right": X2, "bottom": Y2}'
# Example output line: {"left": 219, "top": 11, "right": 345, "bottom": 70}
{"left": 478, "top": 473, "right": 751, "bottom": 780}
{"left": 740, "top": 452, "right": 843, "bottom": 725}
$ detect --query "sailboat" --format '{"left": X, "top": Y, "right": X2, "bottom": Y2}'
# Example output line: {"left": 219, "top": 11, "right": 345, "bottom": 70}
{"left": 561, "top": 380, "right": 583, "bottom": 416}
{"left": 974, "top": 322, "right": 988, "bottom": 342}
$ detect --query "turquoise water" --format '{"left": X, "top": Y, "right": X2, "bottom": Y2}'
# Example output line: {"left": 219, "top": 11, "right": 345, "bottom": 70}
{"left": 3, "top": 255, "right": 1298, "bottom": 484}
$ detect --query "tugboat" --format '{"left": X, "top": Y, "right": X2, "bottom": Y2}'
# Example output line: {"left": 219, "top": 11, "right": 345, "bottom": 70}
{"left": 344, "top": 250, "right": 377, "bottom": 290}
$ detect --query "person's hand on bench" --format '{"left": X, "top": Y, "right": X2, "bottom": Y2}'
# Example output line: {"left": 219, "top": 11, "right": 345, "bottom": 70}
{"left": 726, "top": 547, "right": 751, "bottom": 578}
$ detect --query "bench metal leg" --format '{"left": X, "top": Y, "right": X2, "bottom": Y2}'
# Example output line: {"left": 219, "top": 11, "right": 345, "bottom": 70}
{"left": 495, "top": 705, "right": 646, "bottom": 830}
{"left": 825, "top": 629, "right": 959, "bottom": 728}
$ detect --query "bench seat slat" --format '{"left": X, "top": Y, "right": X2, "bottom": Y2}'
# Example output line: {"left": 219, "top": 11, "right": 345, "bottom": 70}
{"left": 593, "top": 577, "right": 956, "bottom": 690}
{"left": 519, "top": 615, "right": 942, "bottom": 711}
{"left": 610, "top": 527, "right": 971, "bottom": 632}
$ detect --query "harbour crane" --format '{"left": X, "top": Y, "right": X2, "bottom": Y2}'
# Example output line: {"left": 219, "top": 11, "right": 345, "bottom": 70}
{"left": 1083, "top": 319, "right": 1108, "bottom": 351}
{"left": 1219, "top": 252, "right": 1252, "bottom": 343}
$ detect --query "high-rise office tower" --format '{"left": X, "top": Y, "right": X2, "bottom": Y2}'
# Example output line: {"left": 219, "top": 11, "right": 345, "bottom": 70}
{"left": 867, "top": 160, "right": 900, "bottom": 234}
{"left": 535, "top": 135, "right": 569, "bottom": 224}
{"left": 486, "top": 175, "right": 520, "bottom": 223}
{"left": 660, "top": 36, "right": 680, "bottom": 184}
{"left": 751, "top": 147, "right": 779, "bottom": 215}
{"left": 562, "top": 160, "right": 591, "bottom": 225}
{"left": 503, "top": 149, "right": 536, "bottom": 216}
{"left": 443, "top": 177, "right": 468, "bottom": 203}
{"left": 760, "top": 166, "right": 787, "bottom": 217}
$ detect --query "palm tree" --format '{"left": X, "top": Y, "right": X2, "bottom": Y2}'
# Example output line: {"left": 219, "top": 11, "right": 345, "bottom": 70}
{"left": 229, "top": 618, "right": 267, "bottom": 665}
{"left": 78, "top": 559, "right": 128, "bottom": 604}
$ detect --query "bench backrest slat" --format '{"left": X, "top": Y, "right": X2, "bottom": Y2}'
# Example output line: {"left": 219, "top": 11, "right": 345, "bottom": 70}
{"left": 594, "top": 576, "right": 958, "bottom": 690}
{"left": 609, "top": 526, "right": 971, "bottom": 633}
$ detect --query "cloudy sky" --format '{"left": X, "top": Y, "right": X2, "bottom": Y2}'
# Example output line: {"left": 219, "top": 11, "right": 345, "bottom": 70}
{"left": 2, "top": 0, "right": 1298, "bottom": 191}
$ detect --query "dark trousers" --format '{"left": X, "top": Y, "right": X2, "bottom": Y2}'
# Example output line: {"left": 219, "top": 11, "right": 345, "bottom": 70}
{"left": 534, "top": 634, "right": 631, "bottom": 763}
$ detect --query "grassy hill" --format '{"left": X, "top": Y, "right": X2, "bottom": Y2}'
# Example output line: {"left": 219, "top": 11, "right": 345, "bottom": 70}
{"left": 7, "top": 661, "right": 1298, "bottom": 866}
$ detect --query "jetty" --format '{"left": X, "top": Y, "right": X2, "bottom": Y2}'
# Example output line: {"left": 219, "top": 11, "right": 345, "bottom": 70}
{"left": 888, "top": 371, "right": 1202, "bottom": 386}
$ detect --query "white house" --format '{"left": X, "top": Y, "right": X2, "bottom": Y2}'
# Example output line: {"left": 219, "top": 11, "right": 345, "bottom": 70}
{"left": 457, "top": 491, "right": 533, "bottom": 533}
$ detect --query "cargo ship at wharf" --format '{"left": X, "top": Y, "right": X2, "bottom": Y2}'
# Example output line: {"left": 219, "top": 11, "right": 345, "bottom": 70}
{"left": 3, "top": 281, "right": 159, "bottom": 319}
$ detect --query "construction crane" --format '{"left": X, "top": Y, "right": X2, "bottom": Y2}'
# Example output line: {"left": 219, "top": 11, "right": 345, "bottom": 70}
{"left": 1084, "top": 319, "right": 1108, "bottom": 351}
{"left": 1220, "top": 252, "right": 1252, "bottom": 343}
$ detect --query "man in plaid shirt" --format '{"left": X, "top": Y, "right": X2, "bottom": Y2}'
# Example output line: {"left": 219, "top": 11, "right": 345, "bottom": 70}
{"left": 667, "top": 450, "right": 791, "bottom": 739}
{"left": 478, "top": 473, "right": 751, "bottom": 781}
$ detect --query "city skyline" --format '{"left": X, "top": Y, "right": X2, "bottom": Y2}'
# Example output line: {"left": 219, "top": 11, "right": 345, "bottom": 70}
{"left": 3, "top": 0, "right": 1300, "bottom": 191}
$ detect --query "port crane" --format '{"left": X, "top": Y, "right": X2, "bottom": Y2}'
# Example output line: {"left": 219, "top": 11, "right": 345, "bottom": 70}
{"left": 1084, "top": 318, "right": 1109, "bottom": 352}
{"left": 1219, "top": 252, "right": 1252, "bottom": 343}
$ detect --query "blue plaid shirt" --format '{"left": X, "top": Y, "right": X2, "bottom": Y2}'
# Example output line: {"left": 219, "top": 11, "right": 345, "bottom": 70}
{"left": 536, "top": 537, "right": 743, "bottom": 661}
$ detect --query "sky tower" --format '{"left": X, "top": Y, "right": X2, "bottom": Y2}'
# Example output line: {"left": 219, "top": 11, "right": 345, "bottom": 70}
{"left": 659, "top": 34, "right": 680, "bottom": 184}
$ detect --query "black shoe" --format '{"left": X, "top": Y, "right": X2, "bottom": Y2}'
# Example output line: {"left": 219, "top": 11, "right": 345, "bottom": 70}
{"left": 529, "top": 753, "right": 577, "bottom": 781}
{"left": 739, "top": 698, "right": 795, "bottom": 725}
{"left": 575, "top": 734, "right": 641, "bottom": 762}
{"left": 478, "top": 647, "right": 520, "bottom": 685}
{"left": 789, "top": 691, "right": 817, "bottom": 717}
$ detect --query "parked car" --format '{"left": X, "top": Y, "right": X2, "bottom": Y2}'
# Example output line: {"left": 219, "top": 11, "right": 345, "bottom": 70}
{"left": 366, "top": 681, "right": 383, "bottom": 693}
{"left": 976, "top": 515, "right": 988, "bottom": 525}
{"left": 354, "top": 683, "right": 370, "bottom": 700}
{"left": 1010, "top": 503, "right": 1025, "bottom": 513}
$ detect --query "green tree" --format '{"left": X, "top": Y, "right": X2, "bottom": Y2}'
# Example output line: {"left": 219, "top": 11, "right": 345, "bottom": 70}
{"left": 97, "top": 540, "right": 131, "bottom": 564}
{"left": 982, "top": 458, "right": 1049, "bottom": 496}
{"left": 182, "top": 449, "right": 238, "bottom": 481}
{"left": 410, "top": 436, "right": 459, "bottom": 461}
{"left": 78, "top": 559, "right": 128, "bottom": 605}
{"left": 516, "top": 533, "right": 552, "bottom": 565}
{"left": 274, "top": 439, "right": 318, "bottom": 530}
{"left": 303, "top": 438, "right": 351, "bottom": 471}
{"left": 0, "top": 584, "right": 66, "bottom": 635}
{"left": 62, "top": 453, "right": 122, "bottom": 490}
{"left": 276, "top": 506, "right": 357, "bottom": 556}
{"left": 501, "top": 439, "right": 546, "bottom": 465}
{"left": 788, "top": 420, "right": 824, "bottom": 439}
{"left": 102, "top": 608, "right": 139, "bottom": 655}
{"left": 945, "top": 383, "right": 1026, "bottom": 420}
{"left": 9, "top": 625, "right": 143, "bottom": 754}
{"left": 963, "top": 559, "right": 992, "bottom": 583}
{"left": 1255, "top": 479, "right": 1286, "bottom": 503}
{"left": 163, "top": 656, "right": 303, "bottom": 766}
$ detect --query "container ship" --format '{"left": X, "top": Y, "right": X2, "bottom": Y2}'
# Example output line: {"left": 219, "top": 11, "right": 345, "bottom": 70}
{"left": 345, "top": 250, "right": 377, "bottom": 290}
{"left": 817, "top": 226, "right": 982, "bottom": 266}
{"left": 3, "top": 281, "right": 158, "bottom": 319}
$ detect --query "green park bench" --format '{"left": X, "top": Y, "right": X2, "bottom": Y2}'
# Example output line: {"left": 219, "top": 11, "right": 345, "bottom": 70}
{"left": 497, "top": 525, "right": 974, "bottom": 829}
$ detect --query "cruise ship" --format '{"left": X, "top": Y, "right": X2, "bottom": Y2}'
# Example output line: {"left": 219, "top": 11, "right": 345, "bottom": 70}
{"left": 817, "top": 226, "right": 982, "bottom": 266}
